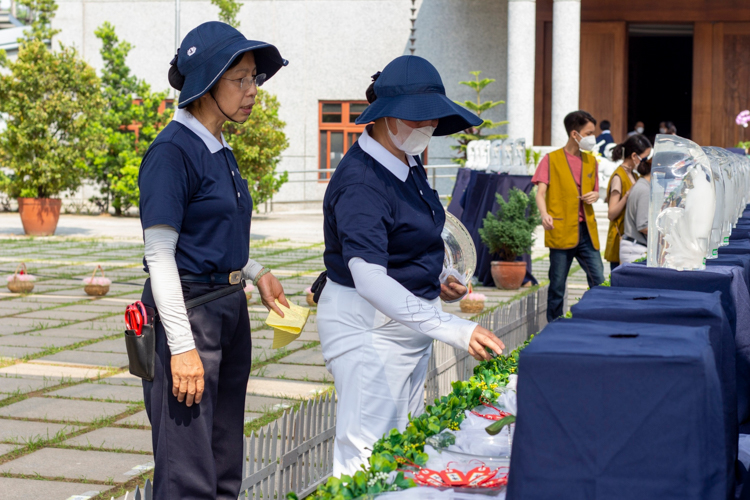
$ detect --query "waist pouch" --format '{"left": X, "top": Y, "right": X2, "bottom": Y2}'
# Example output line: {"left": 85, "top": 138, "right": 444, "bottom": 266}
{"left": 125, "top": 281, "right": 245, "bottom": 381}
{"left": 311, "top": 271, "right": 328, "bottom": 304}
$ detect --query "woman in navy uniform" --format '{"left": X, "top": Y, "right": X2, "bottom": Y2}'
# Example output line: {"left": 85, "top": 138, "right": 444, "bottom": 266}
{"left": 137, "top": 22, "right": 288, "bottom": 499}
{"left": 318, "top": 55, "right": 506, "bottom": 475}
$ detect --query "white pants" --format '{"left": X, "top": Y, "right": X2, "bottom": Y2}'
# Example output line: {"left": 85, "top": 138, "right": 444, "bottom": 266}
{"left": 317, "top": 279, "right": 434, "bottom": 476}
{"left": 619, "top": 238, "right": 647, "bottom": 264}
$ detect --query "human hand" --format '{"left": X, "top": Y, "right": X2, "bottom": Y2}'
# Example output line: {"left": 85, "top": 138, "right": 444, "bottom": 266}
{"left": 171, "top": 348, "right": 204, "bottom": 407}
{"left": 440, "top": 281, "right": 467, "bottom": 302}
{"left": 581, "top": 191, "right": 599, "bottom": 204}
{"left": 468, "top": 325, "right": 505, "bottom": 361}
{"left": 257, "top": 272, "right": 289, "bottom": 317}
{"left": 541, "top": 213, "right": 555, "bottom": 231}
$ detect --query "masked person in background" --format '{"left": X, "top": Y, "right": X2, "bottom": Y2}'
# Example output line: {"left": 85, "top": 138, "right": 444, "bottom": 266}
{"left": 533, "top": 110, "right": 604, "bottom": 323}
{"left": 628, "top": 120, "right": 645, "bottom": 137}
{"left": 317, "top": 55, "right": 506, "bottom": 476}
{"left": 603, "top": 134, "right": 652, "bottom": 273}
{"left": 621, "top": 156, "right": 653, "bottom": 263}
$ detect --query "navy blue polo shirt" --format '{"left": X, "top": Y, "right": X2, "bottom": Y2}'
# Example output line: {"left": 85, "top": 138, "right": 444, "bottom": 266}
{"left": 323, "top": 128, "right": 445, "bottom": 299}
{"left": 139, "top": 113, "right": 252, "bottom": 275}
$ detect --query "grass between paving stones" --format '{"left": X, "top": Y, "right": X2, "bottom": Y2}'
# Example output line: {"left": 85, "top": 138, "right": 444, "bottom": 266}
{"left": 244, "top": 385, "right": 336, "bottom": 437}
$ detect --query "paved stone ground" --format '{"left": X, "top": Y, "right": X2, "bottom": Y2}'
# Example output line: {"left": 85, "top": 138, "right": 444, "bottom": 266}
{"left": 0, "top": 227, "right": 599, "bottom": 498}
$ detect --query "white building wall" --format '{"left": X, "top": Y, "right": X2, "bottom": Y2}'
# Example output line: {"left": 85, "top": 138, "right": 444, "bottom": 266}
{"left": 50, "top": 0, "right": 510, "bottom": 209}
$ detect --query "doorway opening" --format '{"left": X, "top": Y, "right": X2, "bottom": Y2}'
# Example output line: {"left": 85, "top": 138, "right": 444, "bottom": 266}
{"left": 627, "top": 24, "right": 693, "bottom": 142}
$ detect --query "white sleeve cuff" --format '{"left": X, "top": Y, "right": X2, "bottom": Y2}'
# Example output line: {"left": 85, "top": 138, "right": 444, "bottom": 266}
{"left": 242, "top": 258, "right": 265, "bottom": 281}
{"left": 144, "top": 225, "right": 195, "bottom": 355}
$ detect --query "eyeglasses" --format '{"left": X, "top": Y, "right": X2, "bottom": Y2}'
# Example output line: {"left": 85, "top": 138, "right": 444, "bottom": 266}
{"left": 221, "top": 73, "right": 267, "bottom": 90}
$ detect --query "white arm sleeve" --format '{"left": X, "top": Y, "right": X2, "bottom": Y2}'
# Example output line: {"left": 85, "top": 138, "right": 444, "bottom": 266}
{"left": 348, "top": 257, "right": 476, "bottom": 351}
{"left": 242, "top": 257, "right": 264, "bottom": 282}
{"left": 144, "top": 225, "right": 195, "bottom": 355}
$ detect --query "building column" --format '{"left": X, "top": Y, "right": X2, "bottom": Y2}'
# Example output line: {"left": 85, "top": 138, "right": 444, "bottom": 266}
{"left": 550, "top": 0, "right": 581, "bottom": 146}
{"left": 506, "top": 0, "right": 536, "bottom": 145}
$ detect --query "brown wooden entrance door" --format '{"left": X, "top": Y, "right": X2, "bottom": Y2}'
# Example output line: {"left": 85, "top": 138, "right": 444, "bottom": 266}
{"left": 693, "top": 22, "right": 750, "bottom": 148}
{"left": 579, "top": 22, "right": 628, "bottom": 144}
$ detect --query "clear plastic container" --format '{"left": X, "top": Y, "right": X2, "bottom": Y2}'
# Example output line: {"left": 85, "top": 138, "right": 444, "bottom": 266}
{"left": 702, "top": 147, "right": 728, "bottom": 256}
{"left": 648, "top": 135, "right": 716, "bottom": 270}
{"left": 442, "top": 212, "right": 477, "bottom": 286}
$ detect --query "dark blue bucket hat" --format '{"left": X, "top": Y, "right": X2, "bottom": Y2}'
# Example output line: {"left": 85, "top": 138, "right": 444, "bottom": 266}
{"left": 173, "top": 21, "right": 288, "bottom": 109}
{"left": 355, "top": 56, "right": 482, "bottom": 136}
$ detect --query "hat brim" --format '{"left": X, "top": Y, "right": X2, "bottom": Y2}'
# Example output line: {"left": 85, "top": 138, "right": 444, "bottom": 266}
{"left": 178, "top": 40, "right": 287, "bottom": 109}
{"left": 354, "top": 93, "right": 483, "bottom": 136}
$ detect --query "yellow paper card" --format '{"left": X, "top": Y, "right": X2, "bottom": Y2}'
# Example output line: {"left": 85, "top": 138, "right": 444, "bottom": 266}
{"left": 265, "top": 300, "right": 310, "bottom": 349}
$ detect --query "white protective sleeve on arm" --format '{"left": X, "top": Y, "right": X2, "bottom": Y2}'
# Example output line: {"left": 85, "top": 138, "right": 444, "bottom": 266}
{"left": 242, "top": 257, "right": 264, "bottom": 282}
{"left": 144, "top": 225, "right": 195, "bottom": 355}
{"left": 348, "top": 257, "right": 476, "bottom": 351}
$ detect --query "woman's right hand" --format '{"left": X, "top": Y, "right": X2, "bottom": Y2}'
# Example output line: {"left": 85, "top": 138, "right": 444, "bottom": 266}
{"left": 171, "top": 348, "right": 205, "bottom": 406}
{"left": 468, "top": 325, "right": 505, "bottom": 361}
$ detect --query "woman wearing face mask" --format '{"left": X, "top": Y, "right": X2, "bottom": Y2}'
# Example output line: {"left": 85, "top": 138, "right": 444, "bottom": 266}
{"left": 621, "top": 154, "right": 653, "bottom": 263}
{"left": 604, "top": 134, "right": 651, "bottom": 272}
{"left": 317, "top": 55, "right": 505, "bottom": 476}
{"left": 137, "top": 22, "right": 289, "bottom": 498}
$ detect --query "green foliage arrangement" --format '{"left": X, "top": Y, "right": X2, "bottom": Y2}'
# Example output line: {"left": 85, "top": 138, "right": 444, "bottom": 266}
{"left": 450, "top": 71, "right": 508, "bottom": 167}
{"left": 479, "top": 188, "right": 541, "bottom": 262}
{"left": 294, "top": 337, "right": 533, "bottom": 500}
{"left": 225, "top": 91, "right": 290, "bottom": 207}
{"left": 90, "top": 22, "right": 170, "bottom": 215}
{"left": 211, "top": 0, "right": 242, "bottom": 27}
{"left": 0, "top": 0, "right": 105, "bottom": 199}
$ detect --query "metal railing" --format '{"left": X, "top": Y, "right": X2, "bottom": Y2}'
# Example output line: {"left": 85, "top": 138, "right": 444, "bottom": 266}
{"left": 111, "top": 287, "right": 552, "bottom": 500}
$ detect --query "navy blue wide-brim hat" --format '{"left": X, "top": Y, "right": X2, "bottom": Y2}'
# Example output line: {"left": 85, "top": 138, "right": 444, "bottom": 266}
{"left": 175, "top": 21, "right": 288, "bottom": 109}
{"left": 355, "top": 56, "right": 482, "bottom": 136}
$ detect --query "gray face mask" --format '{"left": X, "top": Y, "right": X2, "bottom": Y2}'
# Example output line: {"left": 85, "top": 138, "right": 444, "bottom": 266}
{"left": 659, "top": 127, "right": 667, "bottom": 134}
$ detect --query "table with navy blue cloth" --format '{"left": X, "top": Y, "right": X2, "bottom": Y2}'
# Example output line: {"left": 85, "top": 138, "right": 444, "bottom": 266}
{"left": 569, "top": 286, "right": 737, "bottom": 493}
{"left": 446, "top": 168, "right": 538, "bottom": 286}
{"left": 507, "top": 318, "right": 726, "bottom": 500}
{"left": 720, "top": 238, "right": 750, "bottom": 256}
{"left": 707, "top": 254, "right": 750, "bottom": 291}
{"left": 611, "top": 263, "right": 750, "bottom": 431}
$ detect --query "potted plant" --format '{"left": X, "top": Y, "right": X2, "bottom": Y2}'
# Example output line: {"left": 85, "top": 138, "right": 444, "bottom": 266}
{"left": 0, "top": 1, "right": 104, "bottom": 235}
{"left": 479, "top": 188, "right": 541, "bottom": 290}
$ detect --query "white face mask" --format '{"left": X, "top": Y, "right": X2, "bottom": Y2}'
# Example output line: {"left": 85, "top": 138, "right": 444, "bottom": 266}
{"left": 387, "top": 118, "right": 435, "bottom": 155}
{"left": 574, "top": 132, "right": 597, "bottom": 152}
{"left": 636, "top": 126, "right": 644, "bottom": 134}
{"left": 659, "top": 127, "right": 667, "bottom": 134}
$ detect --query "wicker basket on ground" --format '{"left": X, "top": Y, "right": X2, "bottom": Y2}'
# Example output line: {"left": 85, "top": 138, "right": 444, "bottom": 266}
{"left": 84, "top": 265, "right": 111, "bottom": 296}
{"left": 459, "top": 299, "right": 485, "bottom": 314}
{"left": 7, "top": 263, "right": 35, "bottom": 294}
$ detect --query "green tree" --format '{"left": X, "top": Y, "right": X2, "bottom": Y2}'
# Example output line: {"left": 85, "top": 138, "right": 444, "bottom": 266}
{"left": 450, "top": 71, "right": 508, "bottom": 167}
{"left": 211, "top": 0, "right": 242, "bottom": 27}
{"left": 17, "top": 0, "right": 59, "bottom": 40}
{"left": 0, "top": 1, "right": 105, "bottom": 199}
{"left": 225, "top": 90, "right": 290, "bottom": 207}
{"left": 90, "top": 22, "right": 170, "bottom": 215}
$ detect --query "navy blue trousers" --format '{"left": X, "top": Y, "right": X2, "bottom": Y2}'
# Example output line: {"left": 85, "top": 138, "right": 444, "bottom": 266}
{"left": 141, "top": 279, "right": 252, "bottom": 499}
{"left": 547, "top": 223, "right": 605, "bottom": 323}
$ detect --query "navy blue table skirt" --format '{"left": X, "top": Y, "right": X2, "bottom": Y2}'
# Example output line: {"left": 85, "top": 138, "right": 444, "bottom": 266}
{"left": 447, "top": 168, "right": 538, "bottom": 286}
{"left": 719, "top": 239, "right": 750, "bottom": 256}
{"left": 612, "top": 263, "right": 750, "bottom": 430}
{"left": 507, "top": 319, "right": 725, "bottom": 500}
{"left": 570, "top": 287, "right": 737, "bottom": 492}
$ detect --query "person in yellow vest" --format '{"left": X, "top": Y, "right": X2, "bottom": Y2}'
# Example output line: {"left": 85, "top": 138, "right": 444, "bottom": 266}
{"left": 533, "top": 111, "right": 604, "bottom": 323}
{"left": 604, "top": 134, "right": 652, "bottom": 272}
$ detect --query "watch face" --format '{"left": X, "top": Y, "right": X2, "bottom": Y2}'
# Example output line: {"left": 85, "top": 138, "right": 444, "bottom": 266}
{"left": 442, "top": 211, "right": 477, "bottom": 286}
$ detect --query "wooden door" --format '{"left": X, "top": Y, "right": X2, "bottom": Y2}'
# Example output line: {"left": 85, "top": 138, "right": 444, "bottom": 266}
{"left": 693, "top": 22, "right": 750, "bottom": 147}
{"left": 579, "top": 22, "right": 628, "bottom": 144}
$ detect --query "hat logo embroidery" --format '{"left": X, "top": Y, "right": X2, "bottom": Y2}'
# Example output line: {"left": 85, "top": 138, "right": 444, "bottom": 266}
{"left": 187, "top": 47, "right": 197, "bottom": 56}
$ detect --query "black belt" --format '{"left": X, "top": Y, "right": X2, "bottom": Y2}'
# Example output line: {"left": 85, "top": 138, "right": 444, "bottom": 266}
{"left": 622, "top": 235, "right": 647, "bottom": 247}
{"left": 181, "top": 270, "right": 243, "bottom": 285}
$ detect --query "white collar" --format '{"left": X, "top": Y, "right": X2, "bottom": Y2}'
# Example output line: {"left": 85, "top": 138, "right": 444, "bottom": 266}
{"left": 358, "top": 125, "right": 418, "bottom": 182}
{"left": 601, "top": 130, "right": 611, "bottom": 135}
{"left": 173, "top": 108, "right": 232, "bottom": 153}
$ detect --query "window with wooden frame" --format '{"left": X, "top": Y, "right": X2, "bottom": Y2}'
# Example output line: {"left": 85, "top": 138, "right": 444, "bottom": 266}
{"left": 318, "top": 101, "right": 368, "bottom": 180}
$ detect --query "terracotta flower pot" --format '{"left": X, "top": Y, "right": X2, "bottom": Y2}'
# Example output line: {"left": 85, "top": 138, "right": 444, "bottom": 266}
{"left": 490, "top": 261, "right": 527, "bottom": 290}
{"left": 17, "top": 198, "right": 62, "bottom": 236}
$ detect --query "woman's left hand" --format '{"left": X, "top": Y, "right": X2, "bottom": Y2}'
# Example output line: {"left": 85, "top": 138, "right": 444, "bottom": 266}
{"left": 257, "top": 272, "right": 290, "bottom": 317}
{"left": 440, "top": 281, "right": 467, "bottom": 302}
